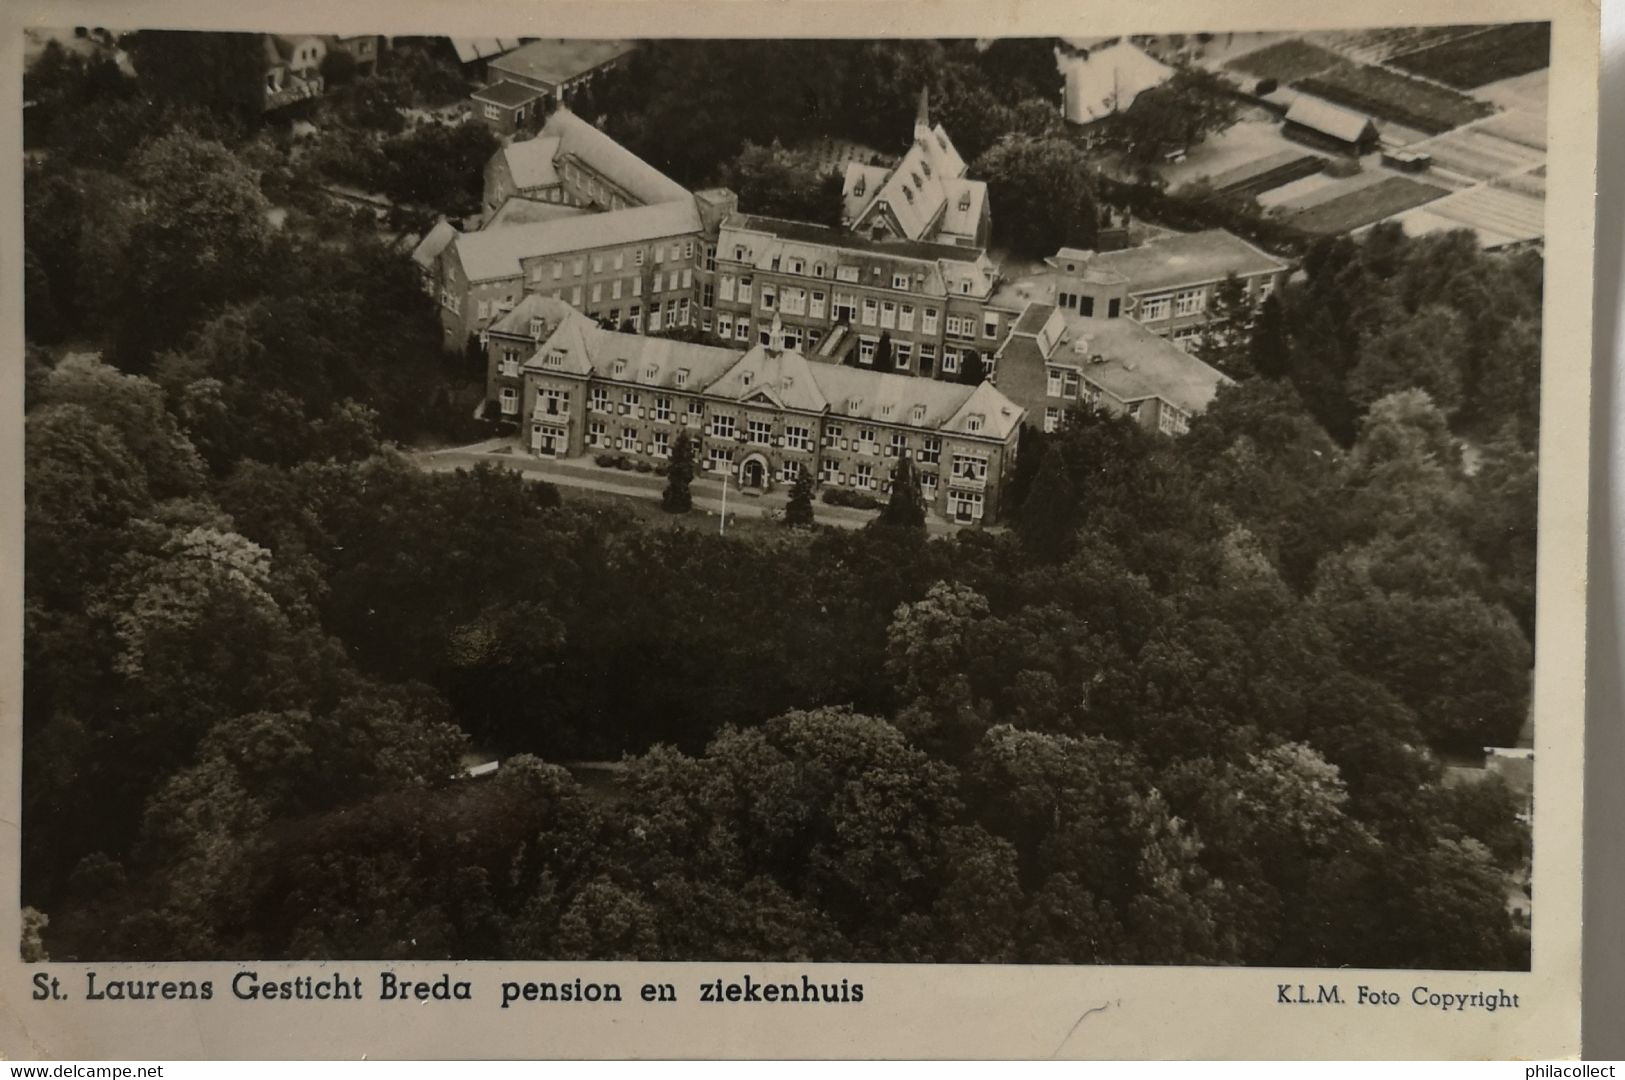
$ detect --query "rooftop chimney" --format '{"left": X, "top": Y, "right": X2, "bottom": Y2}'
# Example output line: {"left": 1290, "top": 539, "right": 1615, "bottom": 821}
{"left": 916, "top": 86, "right": 930, "bottom": 131}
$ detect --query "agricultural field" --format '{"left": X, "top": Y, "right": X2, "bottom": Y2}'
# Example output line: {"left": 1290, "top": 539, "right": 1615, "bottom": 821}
{"left": 1389, "top": 183, "right": 1545, "bottom": 250}
{"left": 1412, "top": 127, "right": 1545, "bottom": 183}
{"left": 1281, "top": 174, "right": 1449, "bottom": 234}
{"left": 1310, "top": 25, "right": 1487, "bottom": 65}
{"left": 1388, "top": 22, "right": 1551, "bottom": 89}
{"left": 1226, "top": 39, "right": 1343, "bottom": 84}
{"left": 1296, "top": 61, "right": 1494, "bottom": 135}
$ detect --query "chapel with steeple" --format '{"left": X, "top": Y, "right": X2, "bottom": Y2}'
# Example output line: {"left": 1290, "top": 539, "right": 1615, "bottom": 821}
{"left": 839, "top": 88, "right": 992, "bottom": 250}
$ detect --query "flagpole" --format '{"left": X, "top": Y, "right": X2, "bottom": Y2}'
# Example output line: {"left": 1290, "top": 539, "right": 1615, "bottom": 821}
{"left": 720, "top": 465, "right": 728, "bottom": 536}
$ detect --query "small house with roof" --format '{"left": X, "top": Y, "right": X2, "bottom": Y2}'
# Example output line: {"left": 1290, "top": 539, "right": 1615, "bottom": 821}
{"left": 1282, "top": 96, "right": 1380, "bottom": 156}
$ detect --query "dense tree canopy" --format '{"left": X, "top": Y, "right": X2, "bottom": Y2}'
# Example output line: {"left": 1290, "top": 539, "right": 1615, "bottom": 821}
{"left": 23, "top": 38, "right": 1536, "bottom": 972}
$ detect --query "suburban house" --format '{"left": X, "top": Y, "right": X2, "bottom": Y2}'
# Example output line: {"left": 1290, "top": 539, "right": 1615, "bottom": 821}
{"left": 329, "top": 34, "right": 383, "bottom": 76}
{"left": 840, "top": 90, "right": 992, "bottom": 249}
{"left": 994, "top": 303, "right": 1232, "bottom": 437}
{"left": 260, "top": 34, "right": 386, "bottom": 110}
{"left": 1282, "top": 96, "right": 1381, "bottom": 156}
{"left": 1042, "top": 229, "right": 1290, "bottom": 351}
{"left": 471, "top": 39, "right": 638, "bottom": 133}
{"left": 1058, "top": 39, "right": 1174, "bottom": 129}
{"left": 262, "top": 34, "right": 326, "bottom": 111}
{"left": 517, "top": 314, "right": 1025, "bottom": 524}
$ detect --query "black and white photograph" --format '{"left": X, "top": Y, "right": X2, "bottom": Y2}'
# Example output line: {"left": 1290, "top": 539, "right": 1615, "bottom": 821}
{"left": 12, "top": 1, "right": 1589, "bottom": 1023}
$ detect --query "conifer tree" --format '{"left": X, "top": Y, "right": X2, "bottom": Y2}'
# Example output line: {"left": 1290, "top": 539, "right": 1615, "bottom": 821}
{"left": 1017, "top": 443, "right": 1078, "bottom": 562}
{"left": 663, "top": 431, "right": 694, "bottom": 512}
{"left": 875, "top": 455, "right": 926, "bottom": 530}
{"left": 785, "top": 469, "right": 815, "bottom": 528}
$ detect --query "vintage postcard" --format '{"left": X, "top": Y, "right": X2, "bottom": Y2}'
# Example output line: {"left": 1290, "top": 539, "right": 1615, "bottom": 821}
{"left": 0, "top": 0, "right": 1599, "bottom": 1060}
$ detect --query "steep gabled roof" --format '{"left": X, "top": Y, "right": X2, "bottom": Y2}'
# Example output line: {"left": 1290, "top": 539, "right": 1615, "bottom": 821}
{"left": 708, "top": 342, "right": 830, "bottom": 414}
{"left": 943, "top": 380, "right": 1024, "bottom": 441}
{"left": 848, "top": 119, "right": 971, "bottom": 243}
{"left": 540, "top": 107, "right": 691, "bottom": 207}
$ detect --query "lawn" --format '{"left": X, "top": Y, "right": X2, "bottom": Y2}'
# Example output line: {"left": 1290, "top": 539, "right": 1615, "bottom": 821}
{"left": 1388, "top": 23, "right": 1551, "bottom": 90}
{"left": 557, "top": 483, "right": 810, "bottom": 542}
{"left": 1227, "top": 39, "right": 1344, "bottom": 85}
{"left": 1296, "top": 61, "right": 1494, "bottom": 135}
{"left": 1283, "top": 175, "right": 1449, "bottom": 234}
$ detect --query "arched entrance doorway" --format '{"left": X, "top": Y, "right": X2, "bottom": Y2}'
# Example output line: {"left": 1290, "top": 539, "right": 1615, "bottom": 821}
{"left": 740, "top": 454, "right": 770, "bottom": 492}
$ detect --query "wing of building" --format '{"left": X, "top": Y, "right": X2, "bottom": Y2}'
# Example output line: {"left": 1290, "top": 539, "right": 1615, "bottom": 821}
{"left": 518, "top": 315, "right": 1024, "bottom": 524}
{"left": 996, "top": 303, "right": 1233, "bottom": 437}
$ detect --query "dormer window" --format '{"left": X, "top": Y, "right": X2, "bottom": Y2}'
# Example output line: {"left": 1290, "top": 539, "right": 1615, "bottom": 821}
{"left": 881, "top": 404, "right": 894, "bottom": 418}
{"left": 741, "top": 372, "right": 754, "bottom": 387}
{"left": 789, "top": 258, "right": 803, "bottom": 274}
{"left": 937, "top": 133, "right": 949, "bottom": 150}
{"left": 854, "top": 177, "right": 866, "bottom": 197}
{"left": 967, "top": 415, "right": 983, "bottom": 433}
{"left": 912, "top": 404, "right": 926, "bottom": 422}
{"left": 544, "top": 350, "right": 566, "bottom": 369}
{"left": 675, "top": 368, "right": 689, "bottom": 387}
{"left": 529, "top": 317, "right": 545, "bottom": 337}
{"left": 645, "top": 363, "right": 659, "bottom": 380}
{"left": 813, "top": 262, "right": 825, "bottom": 278}
{"left": 960, "top": 281, "right": 972, "bottom": 294}
{"left": 846, "top": 397, "right": 862, "bottom": 415}
{"left": 613, "top": 360, "right": 627, "bottom": 377}
{"left": 734, "top": 246, "right": 746, "bottom": 261}
{"left": 921, "top": 160, "right": 932, "bottom": 177}
{"left": 910, "top": 172, "right": 923, "bottom": 188}
{"left": 959, "top": 191, "right": 972, "bottom": 211}
{"left": 903, "top": 188, "right": 914, "bottom": 204}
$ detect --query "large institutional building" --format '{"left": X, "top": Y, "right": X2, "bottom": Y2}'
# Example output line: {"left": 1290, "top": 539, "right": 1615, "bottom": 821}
{"left": 518, "top": 309, "right": 1025, "bottom": 524}
{"left": 412, "top": 89, "right": 1294, "bottom": 524}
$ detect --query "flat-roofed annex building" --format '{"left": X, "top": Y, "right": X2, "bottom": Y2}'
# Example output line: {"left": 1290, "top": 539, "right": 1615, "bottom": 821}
{"left": 519, "top": 315, "right": 1025, "bottom": 524}
{"left": 1043, "top": 229, "right": 1290, "bottom": 352}
{"left": 471, "top": 39, "right": 637, "bottom": 134}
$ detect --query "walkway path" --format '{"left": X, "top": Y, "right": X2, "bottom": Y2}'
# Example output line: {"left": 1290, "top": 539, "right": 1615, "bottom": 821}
{"left": 411, "top": 440, "right": 970, "bottom": 538}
